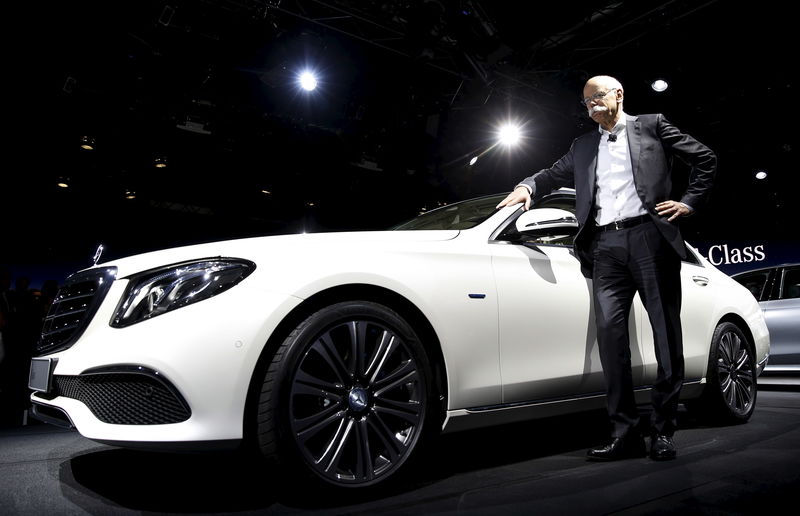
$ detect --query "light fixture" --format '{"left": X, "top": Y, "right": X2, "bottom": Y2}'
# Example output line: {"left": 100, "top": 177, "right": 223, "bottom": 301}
{"left": 755, "top": 170, "right": 767, "bottom": 180}
{"left": 651, "top": 79, "right": 669, "bottom": 92}
{"left": 261, "top": 189, "right": 272, "bottom": 195}
{"left": 299, "top": 70, "right": 318, "bottom": 91}
{"left": 154, "top": 156, "right": 167, "bottom": 168}
{"left": 80, "top": 135, "right": 95, "bottom": 150}
{"left": 125, "top": 189, "right": 137, "bottom": 199}
{"left": 498, "top": 123, "right": 522, "bottom": 146}
{"left": 57, "top": 176, "right": 70, "bottom": 188}
{"left": 469, "top": 156, "right": 478, "bottom": 166}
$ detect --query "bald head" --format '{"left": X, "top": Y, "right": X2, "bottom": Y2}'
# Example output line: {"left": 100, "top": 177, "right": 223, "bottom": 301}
{"left": 586, "top": 75, "right": 623, "bottom": 93}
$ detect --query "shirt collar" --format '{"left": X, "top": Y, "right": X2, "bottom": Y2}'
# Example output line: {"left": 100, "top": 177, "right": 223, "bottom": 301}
{"left": 598, "top": 111, "right": 627, "bottom": 137}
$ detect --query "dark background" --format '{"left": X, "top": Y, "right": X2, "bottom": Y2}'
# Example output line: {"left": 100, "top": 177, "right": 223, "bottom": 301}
{"left": 3, "top": 0, "right": 797, "bottom": 287}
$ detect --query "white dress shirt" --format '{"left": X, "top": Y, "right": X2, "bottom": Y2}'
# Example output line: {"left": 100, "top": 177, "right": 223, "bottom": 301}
{"left": 593, "top": 113, "right": 648, "bottom": 226}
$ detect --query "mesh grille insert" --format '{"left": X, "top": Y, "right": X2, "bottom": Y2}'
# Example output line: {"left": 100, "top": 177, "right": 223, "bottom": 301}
{"left": 53, "top": 372, "right": 191, "bottom": 425}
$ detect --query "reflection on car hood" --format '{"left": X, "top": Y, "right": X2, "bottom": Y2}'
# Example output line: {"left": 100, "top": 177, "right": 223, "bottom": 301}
{"left": 89, "top": 230, "right": 461, "bottom": 278}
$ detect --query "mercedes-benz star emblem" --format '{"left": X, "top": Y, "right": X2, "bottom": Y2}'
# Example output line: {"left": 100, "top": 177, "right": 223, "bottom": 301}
{"left": 93, "top": 244, "right": 104, "bottom": 266}
{"left": 348, "top": 388, "right": 369, "bottom": 412}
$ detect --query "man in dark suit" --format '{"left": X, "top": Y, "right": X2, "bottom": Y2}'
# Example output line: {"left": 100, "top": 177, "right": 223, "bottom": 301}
{"left": 496, "top": 75, "right": 716, "bottom": 461}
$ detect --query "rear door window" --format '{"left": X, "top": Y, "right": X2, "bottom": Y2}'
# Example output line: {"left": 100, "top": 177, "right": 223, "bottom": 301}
{"left": 779, "top": 267, "right": 800, "bottom": 300}
{"left": 734, "top": 270, "right": 772, "bottom": 301}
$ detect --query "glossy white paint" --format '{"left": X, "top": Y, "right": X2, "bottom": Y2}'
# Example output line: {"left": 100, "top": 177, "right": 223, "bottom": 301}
{"left": 31, "top": 198, "right": 769, "bottom": 446}
{"left": 490, "top": 243, "right": 615, "bottom": 402}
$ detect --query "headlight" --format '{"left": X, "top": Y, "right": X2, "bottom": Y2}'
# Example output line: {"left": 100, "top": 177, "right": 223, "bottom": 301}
{"left": 111, "top": 259, "right": 255, "bottom": 327}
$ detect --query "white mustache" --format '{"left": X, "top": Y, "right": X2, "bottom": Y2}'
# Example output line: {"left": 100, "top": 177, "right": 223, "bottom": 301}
{"left": 591, "top": 106, "right": 609, "bottom": 113}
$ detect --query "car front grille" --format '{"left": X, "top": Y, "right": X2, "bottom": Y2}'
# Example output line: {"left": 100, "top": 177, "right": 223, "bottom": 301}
{"left": 38, "top": 369, "right": 191, "bottom": 425}
{"left": 37, "top": 267, "right": 117, "bottom": 355}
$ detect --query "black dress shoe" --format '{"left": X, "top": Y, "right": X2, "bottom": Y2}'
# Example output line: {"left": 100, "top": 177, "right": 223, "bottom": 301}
{"left": 650, "top": 435, "right": 677, "bottom": 461}
{"left": 587, "top": 435, "right": 646, "bottom": 461}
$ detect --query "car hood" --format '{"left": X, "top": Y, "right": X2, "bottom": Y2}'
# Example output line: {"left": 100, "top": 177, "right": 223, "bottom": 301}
{"left": 87, "top": 230, "right": 461, "bottom": 279}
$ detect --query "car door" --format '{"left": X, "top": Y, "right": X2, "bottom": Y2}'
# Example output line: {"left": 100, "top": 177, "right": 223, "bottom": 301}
{"left": 762, "top": 265, "right": 800, "bottom": 368}
{"left": 639, "top": 248, "right": 719, "bottom": 384}
{"left": 490, "top": 199, "right": 645, "bottom": 404}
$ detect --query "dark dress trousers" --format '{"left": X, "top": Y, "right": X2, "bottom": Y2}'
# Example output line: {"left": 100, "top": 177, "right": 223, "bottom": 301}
{"left": 519, "top": 113, "right": 717, "bottom": 438}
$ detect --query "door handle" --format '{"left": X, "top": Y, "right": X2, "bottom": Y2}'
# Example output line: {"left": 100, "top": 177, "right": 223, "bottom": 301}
{"left": 692, "top": 275, "right": 709, "bottom": 286}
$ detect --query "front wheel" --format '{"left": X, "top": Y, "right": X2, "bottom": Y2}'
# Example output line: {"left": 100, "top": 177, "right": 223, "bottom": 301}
{"left": 689, "top": 322, "right": 757, "bottom": 424}
{"left": 256, "top": 301, "right": 436, "bottom": 488}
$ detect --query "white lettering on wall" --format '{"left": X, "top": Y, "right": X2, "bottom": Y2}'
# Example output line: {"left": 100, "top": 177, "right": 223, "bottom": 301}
{"left": 707, "top": 244, "right": 766, "bottom": 266}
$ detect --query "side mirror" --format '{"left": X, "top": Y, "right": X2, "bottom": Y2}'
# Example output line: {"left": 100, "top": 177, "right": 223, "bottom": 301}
{"left": 515, "top": 208, "right": 579, "bottom": 236}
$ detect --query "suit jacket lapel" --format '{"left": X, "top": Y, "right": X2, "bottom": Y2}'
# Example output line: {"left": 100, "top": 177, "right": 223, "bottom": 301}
{"left": 586, "top": 130, "right": 601, "bottom": 195}
{"left": 627, "top": 114, "right": 641, "bottom": 178}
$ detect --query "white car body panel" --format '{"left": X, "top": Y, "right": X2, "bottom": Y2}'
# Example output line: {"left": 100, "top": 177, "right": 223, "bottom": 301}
{"left": 638, "top": 249, "right": 769, "bottom": 385}
{"left": 45, "top": 281, "right": 303, "bottom": 442}
{"left": 30, "top": 197, "right": 769, "bottom": 447}
{"left": 490, "top": 243, "right": 621, "bottom": 402}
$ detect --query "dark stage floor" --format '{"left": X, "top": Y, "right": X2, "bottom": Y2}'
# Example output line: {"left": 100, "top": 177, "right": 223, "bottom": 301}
{"left": 1, "top": 385, "right": 799, "bottom": 515}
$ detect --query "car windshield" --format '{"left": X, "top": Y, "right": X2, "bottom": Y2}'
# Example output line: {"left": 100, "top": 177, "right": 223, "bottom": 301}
{"left": 391, "top": 194, "right": 507, "bottom": 230}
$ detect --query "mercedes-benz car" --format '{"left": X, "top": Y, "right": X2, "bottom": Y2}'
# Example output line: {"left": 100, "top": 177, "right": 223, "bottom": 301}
{"left": 731, "top": 264, "right": 799, "bottom": 374}
{"left": 28, "top": 189, "right": 769, "bottom": 488}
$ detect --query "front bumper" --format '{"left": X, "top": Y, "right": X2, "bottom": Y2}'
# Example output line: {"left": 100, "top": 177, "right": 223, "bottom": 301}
{"left": 29, "top": 279, "right": 302, "bottom": 445}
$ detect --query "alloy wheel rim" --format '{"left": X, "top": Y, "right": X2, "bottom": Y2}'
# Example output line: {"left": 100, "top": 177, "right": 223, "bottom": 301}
{"left": 716, "top": 330, "right": 755, "bottom": 416}
{"left": 288, "top": 319, "right": 424, "bottom": 484}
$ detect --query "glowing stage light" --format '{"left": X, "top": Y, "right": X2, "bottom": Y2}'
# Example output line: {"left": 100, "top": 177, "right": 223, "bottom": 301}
{"left": 299, "top": 71, "right": 318, "bottom": 91}
{"left": 755, "top": 170, "right": 767, "bottom": 180}
{"left": 498, "top": 124, "right": 522, "bottom": 146}
{"left": 651, "top": 79, "right": 669, "bottom": 92}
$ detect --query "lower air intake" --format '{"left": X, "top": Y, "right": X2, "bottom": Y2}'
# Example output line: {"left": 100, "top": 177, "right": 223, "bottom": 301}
{"left": 46, "top": 370, "right": 191, "bottom": 425}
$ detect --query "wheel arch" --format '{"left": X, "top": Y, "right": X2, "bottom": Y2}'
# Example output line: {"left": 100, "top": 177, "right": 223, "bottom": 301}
{"left": 685, "top": 313, "right": 759, "bottom": 423}
{"left": 704, "top": 312, "right": 756, "bottom": 379}
{"left": 241, "top": 283, "right": 448, "bottom": 448}
{"left": 716, "top": 313, "right": 756, "bottom": 355}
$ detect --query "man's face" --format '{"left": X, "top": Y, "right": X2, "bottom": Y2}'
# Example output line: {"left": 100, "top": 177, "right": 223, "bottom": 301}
{"left": 582, "top": 82, "right": 620, "bottom": 126}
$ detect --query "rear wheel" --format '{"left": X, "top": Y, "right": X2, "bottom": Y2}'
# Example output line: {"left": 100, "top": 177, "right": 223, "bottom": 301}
{"left": 256, "top": 301, "right": 435, "bottom": 488}
{"left": 690, "top": 322, "right": 757, "bottom": 423}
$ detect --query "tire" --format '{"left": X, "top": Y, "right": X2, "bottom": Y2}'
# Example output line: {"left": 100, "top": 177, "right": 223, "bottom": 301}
{"left": 691, "top": 322, "right": 757, "bottom": 424}
{"left": 256, "top": 301, "right": 435, "bottom": 488}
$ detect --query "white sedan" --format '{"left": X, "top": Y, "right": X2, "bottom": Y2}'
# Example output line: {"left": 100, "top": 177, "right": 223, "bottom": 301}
{"left": 29, "top": 189, "right": 769, "bottom": 488}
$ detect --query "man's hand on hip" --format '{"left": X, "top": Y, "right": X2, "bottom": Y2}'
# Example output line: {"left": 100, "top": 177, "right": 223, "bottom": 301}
{"left": 496, "top": 186, "right": 532, "bottom": 211}
{"left": 656, "top": 200, "right": 692, "bottom": 221}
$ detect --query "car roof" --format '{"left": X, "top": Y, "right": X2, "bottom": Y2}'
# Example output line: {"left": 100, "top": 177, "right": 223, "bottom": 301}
{"left": 731, "top": 263, "right": 800, "bottom": 277}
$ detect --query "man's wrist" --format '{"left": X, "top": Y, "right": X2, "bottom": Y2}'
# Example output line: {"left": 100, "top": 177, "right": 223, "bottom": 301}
{"left": 515, "top": 183, "right": 533, "bottom": 195}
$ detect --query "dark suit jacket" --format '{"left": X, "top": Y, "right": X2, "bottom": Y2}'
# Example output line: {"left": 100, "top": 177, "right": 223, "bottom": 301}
{"left": 519, "top": 113, "right": 716, "bottom": 276}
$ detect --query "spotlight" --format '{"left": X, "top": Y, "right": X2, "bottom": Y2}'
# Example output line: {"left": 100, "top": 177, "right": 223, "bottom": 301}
{"left": 57, "top": 176, "right": 70, "bottom": 188}
{"left": 154, "top": 156, "right": 167, "bottom": 168}
{"left": 651, "top": 79, "right": 669, "bottom": 92}
{"left": 498, "top": 123, "right": 522, "bottom": 146}
{"left": 80, "top": 135, "right": 95, "bottom": 150}
{"left": 125, "top": 189, "right": 136, "bottom": 199}
{"left": 755, "top": 170, "right": 767, "bottom": 180}
{"left": 299, "top": 71, "right": 318, "bottom": 91}
{"left": 469, "top": 156, "right": 478, "bottom": 166}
